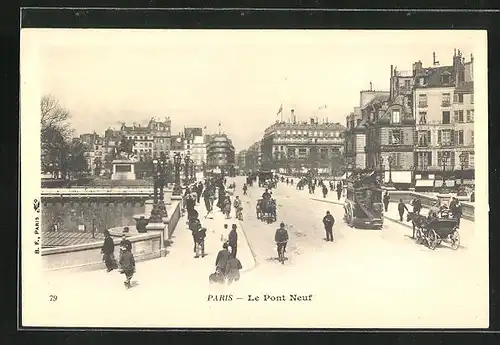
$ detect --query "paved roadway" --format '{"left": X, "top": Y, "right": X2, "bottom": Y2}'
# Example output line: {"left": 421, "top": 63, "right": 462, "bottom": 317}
{"left": 32, "top": 176, "right": 488, "bottom": 328}
{"left": 232, "top": 176, "right": 488, "bottom": 328}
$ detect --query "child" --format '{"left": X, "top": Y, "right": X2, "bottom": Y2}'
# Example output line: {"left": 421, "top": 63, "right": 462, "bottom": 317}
{"left": 119, "top": 245, "right": 136, "bottom": 289}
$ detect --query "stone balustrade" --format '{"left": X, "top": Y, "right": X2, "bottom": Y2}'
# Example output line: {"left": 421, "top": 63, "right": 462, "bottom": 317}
{"left": 385, "top": 189, "right": 475, "bottom": 221}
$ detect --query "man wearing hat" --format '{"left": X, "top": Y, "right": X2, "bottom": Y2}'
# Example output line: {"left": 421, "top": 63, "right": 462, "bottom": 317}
{"left": 215, "top": 242, "right": 231, "bottom": 278}
{"left": 322, "top": 211, "right": 335, "bottom": 242}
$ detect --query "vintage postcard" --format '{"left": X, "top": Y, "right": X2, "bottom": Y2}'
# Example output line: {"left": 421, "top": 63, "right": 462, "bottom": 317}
{"left": 20, "top": 29, "right": 489, "bottom": 329}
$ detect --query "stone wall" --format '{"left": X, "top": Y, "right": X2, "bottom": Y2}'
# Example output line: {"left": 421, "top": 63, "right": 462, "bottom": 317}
{"left": 41, "top": 232, "right": 162, "bottom": 272}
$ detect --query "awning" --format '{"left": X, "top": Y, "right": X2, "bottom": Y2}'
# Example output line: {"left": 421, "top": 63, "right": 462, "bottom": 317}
{"left": 384, "top": 171, "right": 412, "bottom": 183}
{"left": 434, "top": 180, "right": 456, "bottom": 187}
{"left": 416, "top": 180, "right": 434, "bottom": 187}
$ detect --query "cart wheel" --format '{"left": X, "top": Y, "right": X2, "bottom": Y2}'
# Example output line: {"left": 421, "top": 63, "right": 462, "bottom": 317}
{"left": 450, "top": 229, "right": 460, "bottom": 250}
{"left": 428, "top": 230, "right": 438, "bottom": 250}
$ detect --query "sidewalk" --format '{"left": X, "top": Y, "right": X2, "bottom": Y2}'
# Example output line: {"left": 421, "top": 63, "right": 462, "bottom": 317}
{"left": 168, "top": 199, "right": 257, "bottom": 274}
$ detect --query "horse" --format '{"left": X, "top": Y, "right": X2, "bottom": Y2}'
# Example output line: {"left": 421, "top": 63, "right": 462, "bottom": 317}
{"left": 406, "top": 211, "right": 428, "bottom": 241}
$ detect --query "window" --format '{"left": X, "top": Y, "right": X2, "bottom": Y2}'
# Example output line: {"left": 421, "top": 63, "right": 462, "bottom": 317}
{"left": 404, "top": 79, "right": 411, "bottom": 89}
{"left": 471, "top": 130, "right": 474, "bottom": 145}
{"left": 458, "top": 94, "right": 464, "bottom": 103}
{"left": 442, "top": 93, "right": 451, "bottom": 107}
{"left": 466, "top": 110, "right": 472, "bottom": 122}
{"left": 454, "top": 110, "right": 464, "bottom": 123}
{"left": 418, "top": 130, "right": 431, "bottom": 147}
{"left": 455, "top": 130, "right": 464, "bottom": 145}
{"left": 442, "top": 74, "right": 450, "bottom": 84}
{"left": 418, "top": 94, "right": 427, "bottom": 108}
{"left": 391, "top": 109, "right": 401, "bottom": 123}
{"left": 389, "top": 129, "right": 403, "bottom": 145}
{"left": 471, "top": 94, "right": 474, "bottom": 104}
{"left": 442, "top": 111, "right": 451, "bottom": 124}
{"left": 419, "top": 111, "right": 427, "bottom": 124}
{"left": 438, "top": 129, "right": 453, "bottom": 146}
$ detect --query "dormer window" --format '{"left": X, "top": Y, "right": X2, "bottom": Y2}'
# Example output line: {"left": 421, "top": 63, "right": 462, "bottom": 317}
{"left": 391, "top": 109, "right": 401, "bottom": 124}
{"left": 442, "top": 73, "right": 450, "bottom": 84}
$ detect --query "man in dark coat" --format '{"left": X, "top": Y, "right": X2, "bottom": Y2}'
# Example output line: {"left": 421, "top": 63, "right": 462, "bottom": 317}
{"left": 194, "top": 226, "right": 207, "bottom": 258}
{"left": 101, "top": 230, "right": 117, "bottom": 272}
{"left": 383, "top": 191, "right": 390, "bottom": 212}
{"left": 450, "top": 197, "right": 463, "bottom": 227}
{"left": 336, "top": 182, "right": 342, "bottom": 200}
{"left": 119, "top": 244, "right": 135, "bottom": 289}
{"left": 322, "top": 211, "right": 335, "bottom": 242}
{"left": 322, "top": 184, "right": 328, "bottom": 198}
{"left": 215, "top": 242, "right": 231, "bottom": 277}
{"left": 228, "top": 224, "right": 238, "bottom": 258}
{"left": 398, "top": 199, "right": 409, "bottom": 221}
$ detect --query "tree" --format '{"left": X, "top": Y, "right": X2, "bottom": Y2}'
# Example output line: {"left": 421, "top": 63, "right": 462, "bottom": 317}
{"left": 40, "top": 95, "right": 74, "bottom": 176}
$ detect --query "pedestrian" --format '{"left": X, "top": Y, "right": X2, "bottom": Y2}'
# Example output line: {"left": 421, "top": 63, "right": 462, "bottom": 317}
{"left": 224, "top": 196, "right": 232, "bottom": 219}
{"left": 383, "top": 191, "right": 390, "bottom": 212}
{"left": 336, "top": 182, "right": 342, "bottom": 200}
{"left": 414, "top": 197, "right": 422, "bottom": 214}
{"left": 228, "top": 224, "right": 238, "bottom": 258}
{"left": 322, "top": 211, "right": 335, "bottom": 242}
{"left": 398, "top": 199, "right": 409, "bottom": 221}
{"left": 194, "top": 226, "right": 207, "bottom": 258}
{"left": 450, "top": 197, "right": 463, "bottom": 227}
{"left": 322, "top": 184, "right": 328, "bottom": 198}
{"left": 120, "top": 229, "right": 132, "bottom": 252}
{"left": 119, "top": 243, "right": 136, "bottom": 289}
{"left": 225, "top": 255, "right": 243, "bottom": 285}
{"left": 189, "top": 218, "right": 202, "bottom": 253}
{"left": 101, "top": 230, "right": 117, "bottom": 272}
{"left": 215, "top": 242, "right": 231, "bottom": 279}
{"left": 242, "top": 183, "right": 248, "bottom": 195}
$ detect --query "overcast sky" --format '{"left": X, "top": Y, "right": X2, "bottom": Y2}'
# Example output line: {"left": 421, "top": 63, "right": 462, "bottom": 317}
{"left": 35, "top": 29, "right": 482, "bottom": 151}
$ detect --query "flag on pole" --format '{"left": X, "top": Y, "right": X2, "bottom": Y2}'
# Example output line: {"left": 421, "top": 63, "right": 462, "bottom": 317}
{"left": 277, "top": 103, "right": 283, "bottom": 116}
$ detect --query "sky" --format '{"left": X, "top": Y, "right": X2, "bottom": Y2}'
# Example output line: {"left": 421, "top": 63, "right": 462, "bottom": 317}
{"left": 33, "top": 29, "right": 483, "bottom": 151}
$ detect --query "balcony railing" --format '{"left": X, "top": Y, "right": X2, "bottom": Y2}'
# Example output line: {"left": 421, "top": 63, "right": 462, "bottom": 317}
{"left": 441, "top": 101, "right": 451, "bottom": 107}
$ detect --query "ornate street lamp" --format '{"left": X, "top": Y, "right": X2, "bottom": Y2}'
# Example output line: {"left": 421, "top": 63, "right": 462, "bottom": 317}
{"left": 440, "top": 151, "right": 450, "bottom": 194}
{"left": 386, "top": 155, "right": 394, "bottom": 187}
{"left": 458, "top": 152, "right": 468, "bottom": 196}
{"left": 183, "top": 154, "right": 190, "bottom": 185}
{"left": 190, "top": 158, "right": 196, "bottom": 182}
{"left": 172, "top": 152, "right": 182, "bottom": 196}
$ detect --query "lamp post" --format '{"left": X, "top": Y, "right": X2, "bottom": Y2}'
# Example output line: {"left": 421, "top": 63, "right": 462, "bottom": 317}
{"left": 440, "top": 151, "right": 450, "bottom": 194}
{"left": 386, "top": 155, "right": 394, "bottom": 187}
{"left": 172, "top": 152, "right": 182, "bottom": 196}
{"left": 184, "top": 154, "right": 190, "bottom": 185}
{"left": 190, "top": 158, "right": 196, "bottom": 182}
{"left": 458, "top": 152, "right": 467, "bottom": 196}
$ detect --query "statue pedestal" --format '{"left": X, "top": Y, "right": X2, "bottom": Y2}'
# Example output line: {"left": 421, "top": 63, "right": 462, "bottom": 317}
{"left": 111, "top": 160, "right": 136, "bottom": 180}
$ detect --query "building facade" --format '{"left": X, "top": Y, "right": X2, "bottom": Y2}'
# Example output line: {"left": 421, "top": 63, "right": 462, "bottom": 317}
{"left": 413, "top": 49, "right": 474, "bottom": 188}
{"left": 261, "top": 111, "right": 345, "bottom": 174}
{"left": 236, "top": 150, "right": 247, "bottom": 172}
{"left": 206, "top": 134, "right": 236, "bottom": 174}
{"left": 364, "top": 66, "right": 416, "bottom": 186}
{"left": 244, "top": 141, "right": 262, "bottom": 172}
{"left": 345, "top": 90, "right": 390, "bottom": 172}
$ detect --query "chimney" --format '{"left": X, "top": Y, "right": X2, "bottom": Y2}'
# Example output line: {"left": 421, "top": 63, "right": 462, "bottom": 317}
{"left": 310, "top": 118, "right": 314, "bottom": 124}
{"left": 471, "top": 53, "right": 474, "bottom": 62}
{"left": 390, "top": 64, "right": 393, "bottom": 78}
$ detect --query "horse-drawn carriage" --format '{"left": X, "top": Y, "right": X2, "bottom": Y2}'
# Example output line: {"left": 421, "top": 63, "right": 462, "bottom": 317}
{"left": 407, "top": 209, "right": 460, "bottom": 250}
{"left": 256, "top": 198, "right": 277, "bottom": 223}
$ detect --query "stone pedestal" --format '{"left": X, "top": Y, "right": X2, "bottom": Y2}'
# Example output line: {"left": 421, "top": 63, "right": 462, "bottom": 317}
{"left": 437, "top": 193, "right": 452, "bottom": 207}
{"left": 145, "top": 199, "right": 155, "bottom": 216}
{"left": 163, "top": 188, "right": 173, "bottom": 205}
{"left": 111, "top": 160, "right": 136, "bottom": 180}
